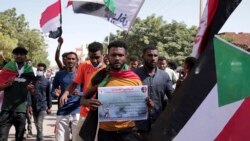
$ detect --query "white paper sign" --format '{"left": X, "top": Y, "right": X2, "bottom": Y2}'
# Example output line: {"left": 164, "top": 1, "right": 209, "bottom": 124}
{"left": 98, "top": 85, "right": 148, "bottom": 122}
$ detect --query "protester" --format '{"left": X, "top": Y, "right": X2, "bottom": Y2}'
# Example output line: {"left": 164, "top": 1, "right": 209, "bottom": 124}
{"left": 27, "top": 63, "right": 52, "bottom": 141}
{"left": 55, "top": 36, "right": 68, "bottom": 70}
{"left": 45, "top": 69, "right": 54, "bottom": 80}
{"left": 157, "top": 56, "right": 178, "bottom": 88}
{"left": 129, "top": 55, "right": 140, "bottom": 70}
{"left": 25, "top": 59, "right": 37, "bottom": 138}
{"left": 175, "top": 56, "right": 197, "bottom": 89}
{"left": 134, "top": 46, "right": 173, "bottom": 141}
{"left": 0, "top": 47, "right": 35, "bottom": 141}
{"left": 168, "top": 60, "right": 178, "bottom": 71}
{"left": 26, "top": 59, "right": 37, "bottom": 76}
{"left": 103, "top": 54, "right": 109, "bottom": 65}
{"left": 60, "top": 41, "right": 106, "bottom": 141}
{"left": 52, "top": 52, "right": 82, "bottom": 141}
{"left": 80, "top": 41, "right": 153, "bottom": 141}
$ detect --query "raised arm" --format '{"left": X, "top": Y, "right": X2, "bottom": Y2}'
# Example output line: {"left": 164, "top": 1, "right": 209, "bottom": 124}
{"left": 55, "top": 36, "right": 64, "bottom": 70}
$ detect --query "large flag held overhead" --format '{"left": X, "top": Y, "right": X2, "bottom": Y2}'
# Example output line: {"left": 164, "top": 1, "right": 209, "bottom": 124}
{"left": 40, "top": 0, "right": 62, "bottom": 39}
{"left": 69, "top": 0, "right": 145, "bottom": 30}
{"left": 191, "top": 0, "right": 241, "bottom": 58}
{"left": 171, "top": 37, "right": 250, "bottom": 141}
{"left": 149, "top": 0, "right": 242, "bottom": 141}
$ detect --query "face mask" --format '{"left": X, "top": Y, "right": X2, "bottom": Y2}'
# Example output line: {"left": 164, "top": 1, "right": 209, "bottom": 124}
{"left": 37, "top": 71, "right": 44, "bottom": 77}
{"left": 96, "top": 63, "right": 102, "bottom": 68}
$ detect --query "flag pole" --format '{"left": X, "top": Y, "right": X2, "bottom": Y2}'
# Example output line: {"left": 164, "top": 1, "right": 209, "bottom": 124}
{"left": 59, "top": 0, "right": 62, "bottom": 35}
{"left": 199, "top": 0, "right": 204, "bottom": 22}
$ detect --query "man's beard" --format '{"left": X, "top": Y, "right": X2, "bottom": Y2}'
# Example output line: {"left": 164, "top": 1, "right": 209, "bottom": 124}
{"left": 16, "top": 61, "right": 24, "bottom": 65}
{"left": 144, "top": 61, "right": 156, "bottom": 69}
{"left": 110, "top": 63, "right": 124, "bottom": 71}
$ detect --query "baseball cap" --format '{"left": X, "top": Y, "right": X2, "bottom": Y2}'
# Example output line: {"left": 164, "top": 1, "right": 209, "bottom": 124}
{"left": 12, "top": 47, "right": 28, "bottom": 55}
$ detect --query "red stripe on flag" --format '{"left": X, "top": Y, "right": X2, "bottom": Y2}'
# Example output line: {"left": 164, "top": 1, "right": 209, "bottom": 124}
{"left": 67, "top": 0, "right": 73, "bottom": 7}
{"left": 0, "top": 69, "right": 18, "bottom": 85}
{"left": 40, "top": 0, "right": 61, "bottom": 27}
{"left": 215, "top": 98, "right": 250, "bottom": 141}
{"left": 197, "top": 0, "right": 219, "bottom": 55}
{"left": 109, "top": 70, "right": 140, "bottom": 80}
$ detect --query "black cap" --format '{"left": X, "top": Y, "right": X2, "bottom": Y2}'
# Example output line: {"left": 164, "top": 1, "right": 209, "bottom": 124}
{"left": 12, "top": 47, "right": 28, "bottom": 55}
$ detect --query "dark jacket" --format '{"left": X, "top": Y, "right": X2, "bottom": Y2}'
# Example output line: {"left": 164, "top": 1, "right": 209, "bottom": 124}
{"left": 28, "top": 76, "right": 52, "bottom": 111}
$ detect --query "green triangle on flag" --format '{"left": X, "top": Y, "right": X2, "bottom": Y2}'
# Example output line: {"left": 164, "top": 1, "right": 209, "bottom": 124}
{"left": 214, "top": 36, "right": 250, "bottom": 107}
{"left": 104, "top": 0, "right": 115, "bottom": 13}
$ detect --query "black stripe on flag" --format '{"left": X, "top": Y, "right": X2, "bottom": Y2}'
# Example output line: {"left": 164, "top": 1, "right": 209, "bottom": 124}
{"left": 72, "top": 1, "right": 114, "bottom": 18}
{"left": 149, "top": 0, "right": 241, "bottom": 140}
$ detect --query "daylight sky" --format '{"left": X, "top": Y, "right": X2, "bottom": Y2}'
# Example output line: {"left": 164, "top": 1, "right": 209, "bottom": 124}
{"left": 0, "top": 0, "right": 249, "bottom": 66}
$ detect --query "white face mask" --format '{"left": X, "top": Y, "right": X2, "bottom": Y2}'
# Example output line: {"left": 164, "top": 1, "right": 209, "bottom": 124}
{"left": 37, "top": 71, "right": 44, "bottom": 77}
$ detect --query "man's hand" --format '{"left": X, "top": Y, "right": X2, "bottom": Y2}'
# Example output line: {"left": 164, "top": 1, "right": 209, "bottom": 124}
{"left": 58, "top": 36, "right": 63, "bottom": 45}
{"left": 59, "top": 92, "right": 69, "bottom": 107}
{"left": 84, "top": 85, "right": 98, "bottom": 99}
{"left": 80, "top": 97, "right": 101, "bottom": 110}
{"left": 146, "top": 97, "right": 154, "bottom": 110}
{"left": 54, "top": 87, "right": 61, "bottom": 97}
{"left": 27, "top": 106, "right": 32, "bottom": 114}
{"left": 27, "top": 82, "right": 35, "bottom": 94}
{"left": 47, "top": 109, "right": 52, "bottom": 115}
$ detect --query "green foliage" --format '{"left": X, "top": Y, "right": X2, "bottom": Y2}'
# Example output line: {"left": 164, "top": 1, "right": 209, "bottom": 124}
{"left": 0, "top": 8, "right": 49, "bottom": 67}
{"left": 104, "top": 15, "right": 197, "bottom": 65}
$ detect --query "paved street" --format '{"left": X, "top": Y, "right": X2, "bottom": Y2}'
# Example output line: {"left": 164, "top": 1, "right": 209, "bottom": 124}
{"left": 8, "top": 104, "right": 58, "bottom": 141}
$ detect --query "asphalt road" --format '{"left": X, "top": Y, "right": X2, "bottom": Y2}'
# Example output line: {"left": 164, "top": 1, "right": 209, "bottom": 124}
{"left": 8, "top": 104, "right": 58, "bottom": 141}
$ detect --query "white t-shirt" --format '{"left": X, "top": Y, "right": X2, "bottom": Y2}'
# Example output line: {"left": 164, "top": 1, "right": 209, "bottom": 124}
{"left": 165, "top": 67, "right": 178, "bottom": 84}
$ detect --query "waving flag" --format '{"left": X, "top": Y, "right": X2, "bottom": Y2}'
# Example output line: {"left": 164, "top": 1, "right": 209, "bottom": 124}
{"left": 0, "top": 61, "right": 35, "bottom": 85}
{"left": 149, "top": 0, "right": 242, "bottom": 141}
{"left": 40, "top": 0, "right": 62, "bottom": 39}
{"left": 0, "top": 68, "right": 18, "bottom": 85}
{"left": 69, "top": 0, "right": 144, "bottom": 30}
{"left": 214, "top": 37, "right": 250, "bottom": 106}
{"left": 191, "top": 0, "right": 241, "bottom": 58}
{"left": 171, "top": 37, "right": 250, "bottom": 141}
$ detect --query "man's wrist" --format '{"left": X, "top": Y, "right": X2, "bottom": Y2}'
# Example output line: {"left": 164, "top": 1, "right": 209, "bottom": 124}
{"left": 64, "top": 91, "right": 70, "bottom": 96}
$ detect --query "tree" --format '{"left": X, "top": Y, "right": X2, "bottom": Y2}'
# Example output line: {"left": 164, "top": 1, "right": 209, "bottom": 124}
{"left": 104, "top": 15, "right": 197, "bottom": 65}
{"left": 0, "top": 8, "right": 49, "bottom": 67}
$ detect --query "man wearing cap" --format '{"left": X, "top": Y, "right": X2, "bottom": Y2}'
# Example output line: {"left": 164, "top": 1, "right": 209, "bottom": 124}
{"left": 0, "top": 47, "right": 35, "bottom": 141}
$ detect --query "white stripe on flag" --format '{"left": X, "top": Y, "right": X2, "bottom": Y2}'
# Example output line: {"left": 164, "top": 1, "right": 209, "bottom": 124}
{"left": 191, "top": 2, "right": 208, "bottom": 58}
{"left": 72, "top": 0, "right": 144, "bottom": 31}
{"left": 41, "top": 15, "right": 61, "bottom": 33}
{"left": 174, "top": 84, "right": 243, "bottom": 141}
{"left": 110, "top": 0, "right": 144, "bottom": 30}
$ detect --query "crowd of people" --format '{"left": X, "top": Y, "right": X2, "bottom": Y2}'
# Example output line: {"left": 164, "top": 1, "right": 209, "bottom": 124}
{"left": 0, "top": 37, "right": 197, "bottom": 141}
